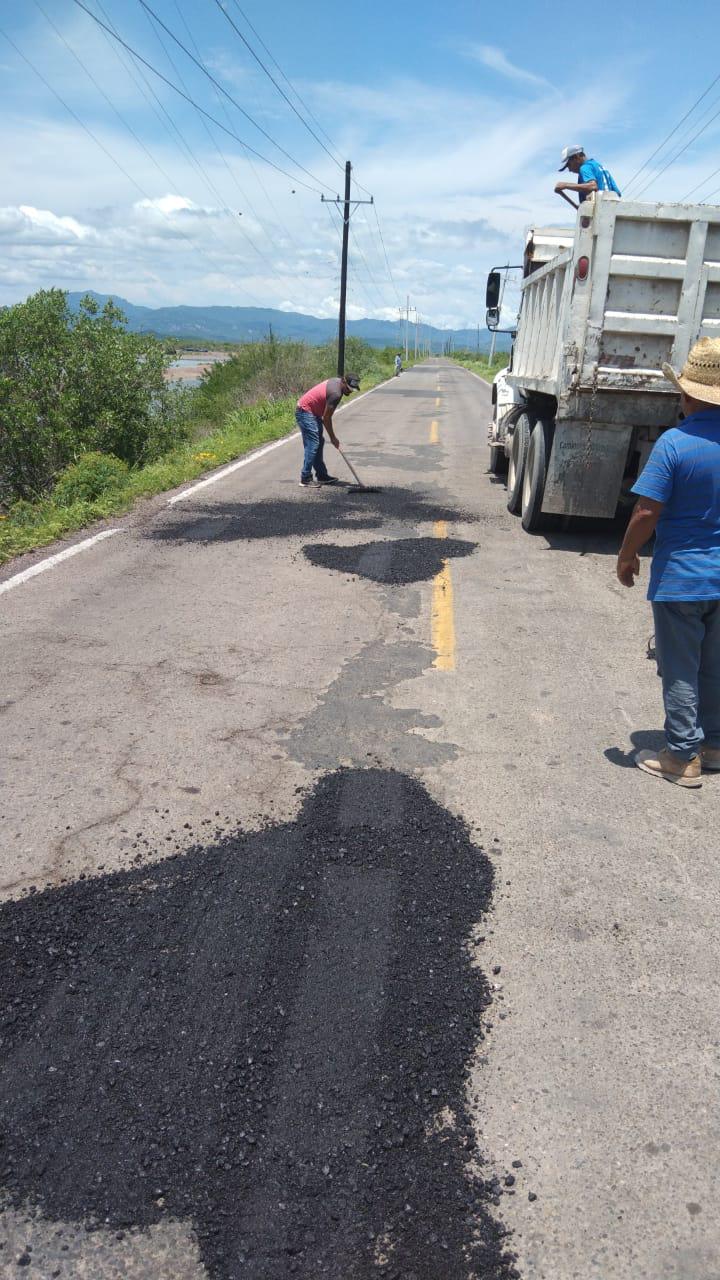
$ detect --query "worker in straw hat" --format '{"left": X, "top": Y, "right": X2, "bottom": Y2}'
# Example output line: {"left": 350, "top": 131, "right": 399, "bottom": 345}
{"left": 616, "top": 337, "right": 720, "bottom": 787}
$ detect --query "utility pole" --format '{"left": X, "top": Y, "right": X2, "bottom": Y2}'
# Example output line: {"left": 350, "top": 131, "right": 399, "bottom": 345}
{"left": 405, "top": 295, "right": 410, "bottom": 363}
{"left": 322, "top": 162, "right": 373, "bottom": 376}
{"left": 414, "top": 311, "right": 419, "bottom": 360}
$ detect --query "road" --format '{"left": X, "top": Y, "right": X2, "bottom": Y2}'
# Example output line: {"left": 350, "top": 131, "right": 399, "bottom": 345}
{"left": 1, "top": 360, "right": 719, "bottom": 1279}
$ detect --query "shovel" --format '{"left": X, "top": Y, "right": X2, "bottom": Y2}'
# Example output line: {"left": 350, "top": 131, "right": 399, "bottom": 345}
{"left": 337, "top": 447, "right": 382, "bottom": 494}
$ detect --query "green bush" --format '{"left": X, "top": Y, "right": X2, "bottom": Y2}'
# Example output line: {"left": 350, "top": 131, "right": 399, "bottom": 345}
{"left": 53, "top": 452, "right": 129, "bottom": 507}
{"left": 0, "top": 290, "right": 187, "bottom": 502}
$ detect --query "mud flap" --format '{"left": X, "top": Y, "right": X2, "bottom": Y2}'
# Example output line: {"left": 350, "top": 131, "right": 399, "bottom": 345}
{"left": 542, "top": 422, "right": 633, "bottom": 518}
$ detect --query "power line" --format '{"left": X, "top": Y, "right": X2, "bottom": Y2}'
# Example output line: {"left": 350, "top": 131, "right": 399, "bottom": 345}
{"left": 212, "top": 0, "right": 343, "bottom": 172}
{"left": 0, "top": 22, "right": 245, "bottom": 286}
{"left": 632, "top": 96, "right": 720, "bottom": 199}
{"left": 169, "top": 0, "right": 301, "bottom": 253}
{"left": 31, "top": 0, "right": 256, "bottom": 275}
{"left": 137, "top": 0, "right": 291, "bottom": 283}
{"left": 624, "top": 71, "right": 720, "bottom": 195}
{"left": 682, "top": 163, "right": 720, "bottom": 202}
{"left": 228, "top": 0, "right": 343, "bottom": 165}
{"left": 71, "top": 0, "right": 329, "bottom": 195}
{"left": 134, "top": 0, "right": 335, "bottom": 194}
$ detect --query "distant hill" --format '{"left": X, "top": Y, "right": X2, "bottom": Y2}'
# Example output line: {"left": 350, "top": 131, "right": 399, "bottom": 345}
{"left": 66, "top": 291, "right": 511, "bottom": 352}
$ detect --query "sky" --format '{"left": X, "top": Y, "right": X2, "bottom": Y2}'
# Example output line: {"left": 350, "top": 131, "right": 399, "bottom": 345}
{"left": 1, "top": 0, "right": 720, "bottom": 331}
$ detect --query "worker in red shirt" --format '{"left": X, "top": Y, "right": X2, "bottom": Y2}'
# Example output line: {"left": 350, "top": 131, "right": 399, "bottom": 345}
{"left": 295, "top": 372, "right": 360, "bottom": 487}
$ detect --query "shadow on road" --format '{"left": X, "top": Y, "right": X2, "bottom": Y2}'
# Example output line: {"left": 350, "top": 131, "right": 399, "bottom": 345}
{"left": 145, "top": 489, "right": 477, "bottom": 546}
{"left": 539, "top": 511, "right": 632, "bottom": 558}
{"left": 604, "top": 729, "right": 665, "bottom": 768}
{"left": 0, "top": 768, "right": 518, "bottom": 1280}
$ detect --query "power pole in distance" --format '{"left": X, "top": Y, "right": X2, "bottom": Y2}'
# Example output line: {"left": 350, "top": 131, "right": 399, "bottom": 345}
{"left": 322, "top": 162, "right": 374, "bottom": 377}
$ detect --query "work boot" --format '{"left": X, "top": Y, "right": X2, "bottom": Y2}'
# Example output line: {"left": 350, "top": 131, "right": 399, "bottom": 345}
{"left": 315, "top": 475, "right": 341, "bottom": 485}
{"left": 635, "top": 748, "right": 702, "bottom": 788}
{"left": 701, "top": 746, "right": 720, "bottom": 771}
{"left": 299, "top": 477, "right": 313, "bottom": 487}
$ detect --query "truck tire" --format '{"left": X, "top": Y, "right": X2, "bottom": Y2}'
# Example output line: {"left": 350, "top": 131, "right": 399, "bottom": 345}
{"left": 506, "top": 413, "right": 531, "bottom": 513}
{"left": 521, "top": 419, "right": 554, "bottom": 532}
{"left": 489, "top": 445, "right": 507, "bottom": 475}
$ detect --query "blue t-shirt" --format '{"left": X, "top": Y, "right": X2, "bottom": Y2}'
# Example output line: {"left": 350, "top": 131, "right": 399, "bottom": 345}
{"left": 632, "top": 408, "right": 720, "bottom": 600}
{"left": 578, "top": 159, "right": 621, "bottom": 202}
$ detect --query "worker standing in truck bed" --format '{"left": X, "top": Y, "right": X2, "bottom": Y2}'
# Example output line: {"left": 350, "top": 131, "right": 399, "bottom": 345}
{"left": 555, "top": 145, "right": 621, "bottom": 203}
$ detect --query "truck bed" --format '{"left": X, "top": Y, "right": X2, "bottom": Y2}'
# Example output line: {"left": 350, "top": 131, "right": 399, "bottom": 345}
{"left": 507, "top": 197, "right": 720, "bottom": 417}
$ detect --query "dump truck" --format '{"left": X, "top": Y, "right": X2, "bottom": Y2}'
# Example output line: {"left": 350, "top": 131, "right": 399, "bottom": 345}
{"left": 485, "top": 195, "right": 720, "bottom": 531}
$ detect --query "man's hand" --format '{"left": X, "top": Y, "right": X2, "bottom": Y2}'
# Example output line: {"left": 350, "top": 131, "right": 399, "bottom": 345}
{"left": 617, "top": 554, "right": 641, "bottom": 588}
{"left": 328, "top": 431, "right": 339, "bottom": 449}
{"left": 554, "top": 181, "right": 569, "bottom": 193}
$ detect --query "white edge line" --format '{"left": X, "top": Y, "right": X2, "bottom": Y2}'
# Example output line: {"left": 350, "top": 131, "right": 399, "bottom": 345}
{"left": 458, "top": 366, "right": 493, "bottom": 386}
{"left": 167, "top": 434, "right": 298, "bottom": 505}
{"left": 167, "top": 374, "right": 396, "bottom": 506}
{"left": 0, "top": 529, "right": 120, "bottom": 597}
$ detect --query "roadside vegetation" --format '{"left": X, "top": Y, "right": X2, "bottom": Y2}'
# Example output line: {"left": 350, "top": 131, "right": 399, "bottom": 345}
{"left": 450, "top": 350, "right": 509, "bottom": 382}
{"left": 0, "top": 290, "right": 396, "bottom": 565}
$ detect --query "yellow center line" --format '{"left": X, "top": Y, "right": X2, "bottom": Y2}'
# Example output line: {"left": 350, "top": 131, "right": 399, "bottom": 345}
{"left": 429, "top": 419, "right": 439, "bottom": 444}
{"left": 435, "top": 396, "right": 441, "bottom": 408}
{"left": 431, "top": 520, "right": 455, "bottom": 671}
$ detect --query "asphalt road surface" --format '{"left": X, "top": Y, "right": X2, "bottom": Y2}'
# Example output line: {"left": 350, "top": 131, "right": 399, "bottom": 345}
{"left": 1, "top": 361, "right": 719, "bottom": 1279}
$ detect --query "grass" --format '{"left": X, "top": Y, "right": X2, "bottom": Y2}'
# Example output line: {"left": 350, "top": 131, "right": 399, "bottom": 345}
{"left": 450, "top": 352, "right": 509, "bottom": 382}
{"left": 0, "top": 359, "right": 394, "bottom": 566}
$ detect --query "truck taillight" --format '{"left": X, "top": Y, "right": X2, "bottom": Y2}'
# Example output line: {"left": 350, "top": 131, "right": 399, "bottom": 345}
{"left": 576, "top": 256, "right": 590, "bottom": 281}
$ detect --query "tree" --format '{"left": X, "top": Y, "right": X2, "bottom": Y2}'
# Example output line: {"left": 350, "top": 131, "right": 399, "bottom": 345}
{"left": 0, "top": 290, "right": 184, "bottom": 502}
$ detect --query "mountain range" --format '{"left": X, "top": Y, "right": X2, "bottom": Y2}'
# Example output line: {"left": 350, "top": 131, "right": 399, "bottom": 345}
{"left": 67, "top": 292, "right": 511, "bottom": 352}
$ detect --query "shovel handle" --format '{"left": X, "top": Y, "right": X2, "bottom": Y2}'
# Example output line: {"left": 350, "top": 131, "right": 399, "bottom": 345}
{"left": 338, "top": 448, "right": 364, "bottom": 488}
{"left": 557, "top": 189, "right": 580, "bottom": 211}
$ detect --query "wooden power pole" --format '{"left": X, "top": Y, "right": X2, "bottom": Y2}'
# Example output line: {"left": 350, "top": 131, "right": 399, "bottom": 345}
{"left": 322, "top": 162, "right": 374, "bottom": 377}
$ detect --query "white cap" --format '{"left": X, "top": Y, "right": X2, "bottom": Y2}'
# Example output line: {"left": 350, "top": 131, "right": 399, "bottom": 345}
{"left": 559, "top": 144, "right": 584, "bottom": 171}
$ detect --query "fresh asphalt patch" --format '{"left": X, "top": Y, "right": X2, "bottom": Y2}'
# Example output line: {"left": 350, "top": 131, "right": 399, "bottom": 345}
{"left": 303, "top": 537, "right": 477, "bottom": 584}
{"left": 145, "top": 490, "right": 476, "bottom": 546}
{"left": 0, "top": 768, "right": 518, "bottom": 1280}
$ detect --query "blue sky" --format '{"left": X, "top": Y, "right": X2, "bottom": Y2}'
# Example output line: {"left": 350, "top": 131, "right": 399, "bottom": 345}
{"left": 1, "top": 0, "right": 720, "bottom": 328}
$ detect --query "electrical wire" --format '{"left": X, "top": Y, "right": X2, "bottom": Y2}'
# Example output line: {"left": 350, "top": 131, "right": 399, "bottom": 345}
{"left": 71, "top": 0, "right": 329, "bottom": 194}
{"left": 31, "top": 0, "right": 253, "bottom": 274}
{"left": 681, "top": 163, "right": 720, "bottom": 202}
{"left": 371, "top": 203, "right": 402, "bottom": 309}
{"left": 228, "top": 0, "right": 343, "bottom": 164}
{"left": 0, "top": 22, "right": 250, "bottom": 288}
{"left": 134, "top": 0, "right": 336, "bottom": 194}
{"left": 212, "top": 0, "right": 343, "bottom": 172}
{"left": 170, "top": 0, "right": 302, "bottom": 253}
{"left": 137, "top": 1, "right": 291, "bottom": 283}
{"left": 623, "top": 71, "right": 720, "bottom": 194}
{"left": 632, "top": 96, "right": 720, "bottom": 199}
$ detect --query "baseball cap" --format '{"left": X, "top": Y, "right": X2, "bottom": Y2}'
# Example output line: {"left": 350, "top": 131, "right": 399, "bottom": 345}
{"left": 344, "top": 372, "right": 361, "bottom": 389}
{"left": 559, "top": 144, "right": 584, "bottom": 171}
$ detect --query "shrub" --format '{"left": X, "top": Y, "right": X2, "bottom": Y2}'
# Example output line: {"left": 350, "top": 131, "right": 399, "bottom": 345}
{"left": 53, "top": 452, "right": 129, "bottom": 507}
{"left": 0, "top": 290, "right": 187, "bottom": 501}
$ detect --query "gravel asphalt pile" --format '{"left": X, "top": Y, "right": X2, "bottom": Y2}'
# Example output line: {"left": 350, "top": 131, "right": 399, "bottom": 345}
{"left": 0, "top": 768, "right": 517, "bottom": 1279}
{"left": 147, "top": 490, "right": 477, "bottom": 547}
{"left": 303, "top": 537, "right": 476, "bottom": 585}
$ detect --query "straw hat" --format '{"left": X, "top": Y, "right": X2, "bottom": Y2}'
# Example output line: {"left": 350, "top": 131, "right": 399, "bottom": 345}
{"left": 662, "top": 337, "right": 720, "bottom": 406}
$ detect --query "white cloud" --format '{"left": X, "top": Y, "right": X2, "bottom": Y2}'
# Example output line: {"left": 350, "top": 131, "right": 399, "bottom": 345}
{"left": 1, "top": 52, "right": 719, "bottom": 330}
{"left": 464, "top": 44, "right": 552, "bottom": 92}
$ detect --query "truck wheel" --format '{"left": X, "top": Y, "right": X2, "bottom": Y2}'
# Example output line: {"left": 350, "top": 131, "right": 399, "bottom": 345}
{"left": 489, "top": 445, "right": 507, "bottom": 475}
{"left": 506, "top": 413, "right": 531, "bottom": 513}
{"left": 521, "top": 420, "right": 554, "bottom": 533}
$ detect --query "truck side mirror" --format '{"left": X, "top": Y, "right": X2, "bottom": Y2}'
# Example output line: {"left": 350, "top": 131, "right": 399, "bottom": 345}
{"left": 486, "top": 307, "right": 500, "bottom": 331}
{"left": 486, "top": 271, "right": 501, "bottom": 309}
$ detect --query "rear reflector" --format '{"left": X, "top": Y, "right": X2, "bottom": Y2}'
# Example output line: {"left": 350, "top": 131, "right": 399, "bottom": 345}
{"left": 576, "top": 255, "right": 590, "bottom": 281}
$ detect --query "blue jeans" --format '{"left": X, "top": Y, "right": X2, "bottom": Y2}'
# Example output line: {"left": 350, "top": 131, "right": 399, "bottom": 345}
{"left": 295, "top": 409, "right": 330, "bottom": 482}
{"left": 652, "top": 600, "right": 720, "bottom": 758}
